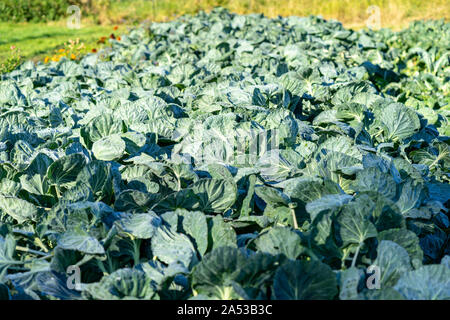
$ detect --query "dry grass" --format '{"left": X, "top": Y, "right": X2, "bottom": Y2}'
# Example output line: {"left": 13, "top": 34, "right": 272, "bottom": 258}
{"left": 106, "top": 0, "right": 449, "bottom": 30}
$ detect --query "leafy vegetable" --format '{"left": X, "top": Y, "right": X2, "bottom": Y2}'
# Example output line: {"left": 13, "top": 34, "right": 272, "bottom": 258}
{"left": 0, "top": 8, "right": 448, "bottom": 300}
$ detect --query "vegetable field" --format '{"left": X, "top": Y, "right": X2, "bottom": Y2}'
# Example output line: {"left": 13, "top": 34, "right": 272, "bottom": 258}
{"left": 0, "top": 8, "right": 449, "bottom": 300}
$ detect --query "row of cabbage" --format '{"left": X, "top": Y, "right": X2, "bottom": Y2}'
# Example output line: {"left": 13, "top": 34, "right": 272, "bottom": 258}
{"left": 0, "top": 8, "right": 448, "bottom": 300}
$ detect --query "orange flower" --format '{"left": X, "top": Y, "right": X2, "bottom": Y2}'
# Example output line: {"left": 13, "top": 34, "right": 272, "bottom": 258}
{"left": 97, "top": 36, "right": 107, "bottom": 44}
{"left": 70, "top": 53, "right": 76, "bottom": 60}
{"left": 58, "top": 48, "right": 65, "bottom": 53}
{"left": 110, "top": 33, "right": 116, "bottom": 40}
{"left": 117, "top": 36, "right": 121, "bottom": 41}
{"left": 92, "top": 48, "right": 97, "bottom": 53}
{"left": 113, "top": 26, "right": 119, "bottom": 30}
{"left": 44, "top": 56, "right": 49, "bottom": 63}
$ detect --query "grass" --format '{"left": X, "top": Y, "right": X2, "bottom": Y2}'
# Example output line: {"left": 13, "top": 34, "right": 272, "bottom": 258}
{"left": 0, "top": 21, "right": 118, "bottom": 63}
{"left": 1, "top": 0, "right": 449, "bottom": 65}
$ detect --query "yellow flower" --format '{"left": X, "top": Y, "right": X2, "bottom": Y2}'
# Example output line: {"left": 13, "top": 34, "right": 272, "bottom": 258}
{"left": 44, "top": 56, "right": 49, "bottom": 63}
{"left": 58, "top": 48, "right": 65, "bottom": 53}
{"left": 70, "top": 53, "right": 76, "bottom": 60}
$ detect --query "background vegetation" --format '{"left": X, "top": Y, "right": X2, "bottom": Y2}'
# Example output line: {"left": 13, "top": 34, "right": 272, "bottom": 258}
{"left": 0, "top": 0, "right": 110, "bottom": 22}
{"left": 1, "top": 0, "right": 449, "bottom": 65}
{"left": 107, "top": 0, "right": 449, "bottom": 28}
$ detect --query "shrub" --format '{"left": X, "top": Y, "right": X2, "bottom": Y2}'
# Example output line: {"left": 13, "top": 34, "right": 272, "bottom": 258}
{"left": 0, "top": 0, "right": 111, "bottom": 22}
